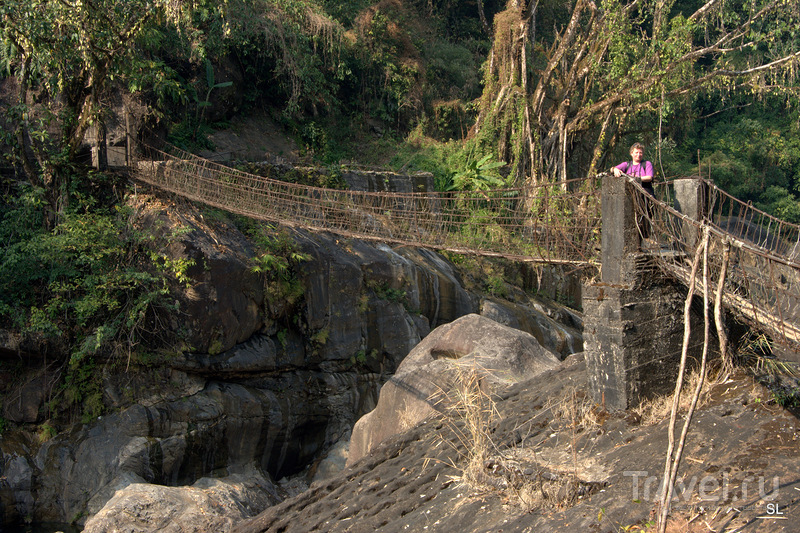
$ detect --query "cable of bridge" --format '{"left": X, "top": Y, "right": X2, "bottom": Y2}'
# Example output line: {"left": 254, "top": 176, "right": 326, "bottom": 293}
{"left": 633, "top": 175, "right": 800, "bottom": 354}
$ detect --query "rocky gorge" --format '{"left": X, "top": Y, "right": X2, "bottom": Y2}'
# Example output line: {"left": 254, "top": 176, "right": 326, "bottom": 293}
{"left": 3, "top": 121, "right": 797, "bottom": 533}
{"left": 0, "top": 167, "right": 584, "bottom": 530}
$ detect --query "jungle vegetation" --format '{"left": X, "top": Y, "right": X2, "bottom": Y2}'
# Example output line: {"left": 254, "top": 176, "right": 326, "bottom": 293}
{"left": 2, "top": 0, "right": 800, "bottom": 211}
{"left": 1, "top": 0, "right": 799, "bottom": 423}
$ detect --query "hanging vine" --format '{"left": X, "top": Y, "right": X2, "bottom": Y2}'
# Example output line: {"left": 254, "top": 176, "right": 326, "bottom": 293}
{"left": 469, "top": 0, "right": 800, "bottom": 190}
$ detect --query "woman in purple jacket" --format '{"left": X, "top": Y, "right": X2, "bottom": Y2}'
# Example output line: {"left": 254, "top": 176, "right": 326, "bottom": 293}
{"left": 613, "top": 142, "right": 654, "bottom": 196}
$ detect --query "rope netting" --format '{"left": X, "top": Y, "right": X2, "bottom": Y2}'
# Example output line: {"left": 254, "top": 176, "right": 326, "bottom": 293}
{"left": 131, "top": 139, "right": 800, "bottom": 352}
{"left": 634, "top": 176, "right": 800, "bottom": 352}
{"left": 133, "top": 143, "right": 602, "bottom": 268}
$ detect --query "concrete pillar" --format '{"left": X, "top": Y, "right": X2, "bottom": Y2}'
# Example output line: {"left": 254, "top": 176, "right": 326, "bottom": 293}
{"left": 583, "top": 175, "right": 709, "bottom": 410}
{"left": 672, "top": 177, "right": 708, "bottom": 249}
{"left": 583, "top": 279, "right": 694, "bottom": 410}
{"left": 599, "top": 172, "right": 640, "bottom": 285}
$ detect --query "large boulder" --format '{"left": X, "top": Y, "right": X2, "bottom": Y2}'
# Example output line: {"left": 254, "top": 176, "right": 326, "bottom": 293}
{"left": 480, "top": 298, "right": 582, "bottom": 358}
{"left": 82, "top": 472, "right": 278, "bottom": 533}
{"left": 347, "top": 314, "right": 561, "bottom": 466}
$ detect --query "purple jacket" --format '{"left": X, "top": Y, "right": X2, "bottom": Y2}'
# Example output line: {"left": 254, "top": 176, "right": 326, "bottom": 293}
{"left": 615, "top": 160, "right": 654, "bottom": 183}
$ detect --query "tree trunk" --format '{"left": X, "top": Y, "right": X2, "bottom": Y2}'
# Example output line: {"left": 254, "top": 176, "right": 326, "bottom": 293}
{"left": 470, "top": 0, "right": 536, "bottom": 185}
{"left": 97, "top": 121, "right": 109, "bottom": 171}
{"left": 471, "top": 0, "right": 610, "bottom": 189}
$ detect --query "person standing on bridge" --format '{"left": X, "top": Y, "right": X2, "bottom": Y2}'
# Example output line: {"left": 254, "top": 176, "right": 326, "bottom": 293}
{"left": 613, "top": 142, "right": 656, "bottom": 239}
{"left": 612, "top": 142, "right": 655, "bottom": 196}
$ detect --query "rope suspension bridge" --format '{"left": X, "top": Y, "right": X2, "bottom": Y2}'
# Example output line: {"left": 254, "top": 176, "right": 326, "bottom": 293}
{"left": 132, "top": 142, "right": 800, "bottom": 356}
{"left": 134, "top": 143, "right": 602, "bottom": 266}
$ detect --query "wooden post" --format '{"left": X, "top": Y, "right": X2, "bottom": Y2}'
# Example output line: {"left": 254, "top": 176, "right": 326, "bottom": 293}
{"left": 125, "top": 108, "right": 131, "bottom": 168}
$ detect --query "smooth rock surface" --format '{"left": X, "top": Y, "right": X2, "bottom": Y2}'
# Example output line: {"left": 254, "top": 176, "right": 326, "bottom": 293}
{"left": 347, "top": 314, "right": 561, "bottom": 466}
{"left": 83, "top": 472, "right": 278, "bottom": 533}
{"left": 1, "top": 194, "right": 583, "bottom": 526}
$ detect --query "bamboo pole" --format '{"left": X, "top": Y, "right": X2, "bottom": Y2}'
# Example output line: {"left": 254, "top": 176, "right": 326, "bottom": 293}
{"left": 714, "top": 240, "right": 732, "bottom": 374}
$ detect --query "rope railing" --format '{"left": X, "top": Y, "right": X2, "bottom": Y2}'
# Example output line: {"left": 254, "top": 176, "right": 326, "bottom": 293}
{"left": 705, "top": 179, "right": 800, "bottom": 260}
{"left": 131, "top": 138, "right": 800, "bottom": 353}
{"left": 634, "top": 176, "right": 800, "bottom": 352}
{"left": 133, "top": 142, "right": 603, "bottom": 269}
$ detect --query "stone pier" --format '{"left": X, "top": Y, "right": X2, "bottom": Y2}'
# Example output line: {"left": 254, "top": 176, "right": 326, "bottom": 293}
{"left": 672, "top": 177, "right": 708, "bottom": 250}
{"left": 583, "top": 176, "right": 712, "bottom": 410}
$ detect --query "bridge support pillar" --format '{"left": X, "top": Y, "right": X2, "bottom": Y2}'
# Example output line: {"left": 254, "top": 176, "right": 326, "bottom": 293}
{"left": 673, "top": 177, "right": 708, "bottom": 249}
{"left": 582, "top": 174, "right": 707, "bottom": 410}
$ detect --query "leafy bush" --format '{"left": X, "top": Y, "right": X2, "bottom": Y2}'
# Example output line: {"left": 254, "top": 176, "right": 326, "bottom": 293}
{"left": 245, "top": 222, "right": 311, "bottom": 320}
{"left": 37, "top": 422, "right": 57, "bottom": 443}
{"left": 0, "top": 188, "right": 189, "bottom": 422}
{"left": 367, "top": 280, "right": 408, "bottom": 307}
{"left": 451, "top": 154, "right": 506, "bottom": 191}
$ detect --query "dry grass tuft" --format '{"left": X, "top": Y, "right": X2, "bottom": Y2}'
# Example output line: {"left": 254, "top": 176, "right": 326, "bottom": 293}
{"left": 548, "top": 387, "right": 606, "bottom": 432}
{"left": 433, "top": 370, "right": 607, "bottom": 513}
{"left": 432, "top": 363, "right": 501, "bottom": 488}
{"left": 631, "top": 368, "right": 714, "bottom": 426}
{"left": 396, "top": 404, "right": 418, "bottom": 432}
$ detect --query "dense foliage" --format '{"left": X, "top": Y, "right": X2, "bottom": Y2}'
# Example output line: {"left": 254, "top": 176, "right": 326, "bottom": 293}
{"left": 0, "top": 184, "right": 191, "bottom": 421}
{"left": 3, "top": 0, "right": 796, "bottom": 201}
{"left": 1, "top": 0, "right": 799, "bottom": 425}
{"left": 468, "top": 0, "right": 800, "bottom": 192}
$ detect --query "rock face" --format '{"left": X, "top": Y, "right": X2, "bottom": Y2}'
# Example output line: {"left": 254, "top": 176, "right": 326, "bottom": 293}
{"left": 2, "top": 374, "right": 50, "bottom": 424}
{"left": 82, "top": 472, "right": 278, "bottom": 533}
{"left": 347, "top": 314, "right": 561, "bottom": 466}
{"left": 31, "top": 382, "right": 302, "bottom": 523}
{"left": 232, "top": 361, "right": 800, "bottom": 533}
{"left": 0, "top": 432, "right": 36, "bottom": 523}
{"left": 0, "top": 193, "right": 583, "bottom": 527}
{"left": 130, "top": 194, "right": 266, "bottom": 355}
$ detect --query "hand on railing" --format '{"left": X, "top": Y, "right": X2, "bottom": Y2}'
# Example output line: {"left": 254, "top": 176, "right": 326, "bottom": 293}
{"left": 611, "top": 167, "right": 644, "bottom": 185}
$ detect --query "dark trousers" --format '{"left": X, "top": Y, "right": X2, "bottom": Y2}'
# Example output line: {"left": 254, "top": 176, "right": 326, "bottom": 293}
{"left": 639, "top": 184, "right": 655, "bottom": 239}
